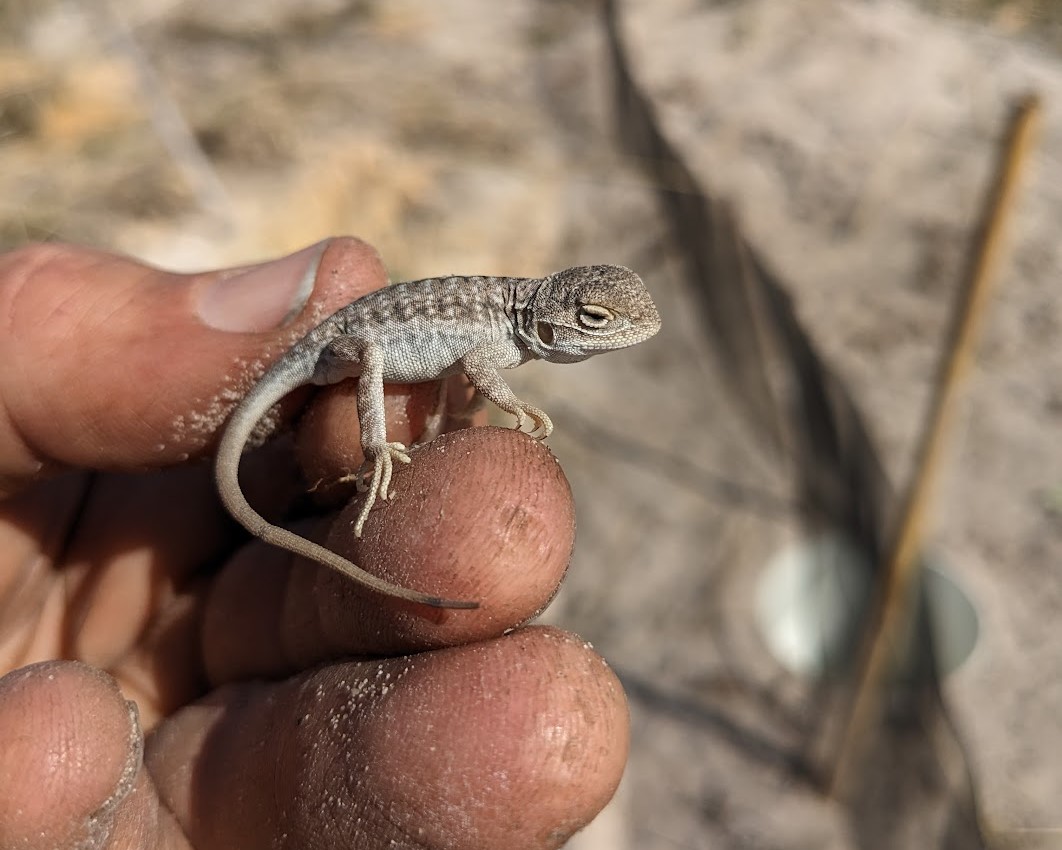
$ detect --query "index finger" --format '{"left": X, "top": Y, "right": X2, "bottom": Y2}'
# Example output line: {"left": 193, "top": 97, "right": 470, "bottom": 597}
{"left": 201, "top": 426, "right": 576, "bottom": 682}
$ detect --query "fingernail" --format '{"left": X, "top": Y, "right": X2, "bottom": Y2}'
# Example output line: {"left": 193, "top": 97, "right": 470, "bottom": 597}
{"left": 197, "top": 241, "right": 328, "bottom": 332}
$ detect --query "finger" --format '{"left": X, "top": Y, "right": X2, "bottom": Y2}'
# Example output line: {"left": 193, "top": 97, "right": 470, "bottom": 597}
{"left": 0, "top": 660, "right": 190, "bottom": 850}
{"left": 0, "top": 437, "right": 303, "bottom": 723}
{"left": 0, "top": 386, "right": 446, "bottom": 690}
{"left": 0, "top": 467, "right": 220, "bottom": 686}
{"left": 148, "top": 627, "right": 628, "bottom": 850}
{"left": 290, "top": 376, "right": 473, "bottom": 488}
{"left": 202, "top": 427, "right": 574, "bottom": 683}
{"left": 0, "top": 238, "right": 386, "bottom": 493}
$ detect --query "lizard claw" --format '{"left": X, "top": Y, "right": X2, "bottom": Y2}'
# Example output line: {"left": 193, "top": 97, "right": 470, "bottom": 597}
{"left": 514, "top": 404, "right": 553, "bottom": 440}
{"left": 352, "top": 442, "right": 411, "bottom": 536}
{"left": 331, "top": 468, "right": 370, "bottom": 493}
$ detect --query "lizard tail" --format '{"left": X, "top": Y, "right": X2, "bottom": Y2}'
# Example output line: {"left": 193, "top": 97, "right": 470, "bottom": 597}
{"left": 215, "top": 361, "right": 480, "bottom": 610}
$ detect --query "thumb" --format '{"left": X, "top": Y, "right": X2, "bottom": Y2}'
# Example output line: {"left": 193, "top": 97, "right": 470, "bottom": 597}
{"left": 0, "top": 238, "right": 386, "bottom": 492}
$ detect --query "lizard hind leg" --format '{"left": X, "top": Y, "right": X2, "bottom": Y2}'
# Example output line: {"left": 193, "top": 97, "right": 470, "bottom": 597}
{"left": 352, "top": 441, "right": 411, "bottom": 537}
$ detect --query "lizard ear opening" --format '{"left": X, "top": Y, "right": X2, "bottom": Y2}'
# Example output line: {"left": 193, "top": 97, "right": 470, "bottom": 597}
{"left": 536, "top": 321, "right": 555, "bottom": 346}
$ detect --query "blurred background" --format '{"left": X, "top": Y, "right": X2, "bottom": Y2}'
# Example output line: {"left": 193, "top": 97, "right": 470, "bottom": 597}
{"left": 2, "top": 0, "right": 1060, "bottom": 847}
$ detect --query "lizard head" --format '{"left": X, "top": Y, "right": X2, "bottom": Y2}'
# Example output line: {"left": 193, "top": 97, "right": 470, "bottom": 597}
{"left": 523, "top": 265, "right": 661, "bottom": 363}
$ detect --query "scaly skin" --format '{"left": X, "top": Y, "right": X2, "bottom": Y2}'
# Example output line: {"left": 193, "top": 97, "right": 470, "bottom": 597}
{"left": 215, "top": 264, "right": 661, "bottom": 609}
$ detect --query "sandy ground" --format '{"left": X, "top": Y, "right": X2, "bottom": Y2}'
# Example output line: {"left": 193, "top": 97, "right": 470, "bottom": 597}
{"left": 2, "top": 1, "right": 1060, "bottom": 847}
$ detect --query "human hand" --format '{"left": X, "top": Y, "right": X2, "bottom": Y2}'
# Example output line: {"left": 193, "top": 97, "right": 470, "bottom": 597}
{"left": 0, "top": 239, "right": 628, "bottom": 849}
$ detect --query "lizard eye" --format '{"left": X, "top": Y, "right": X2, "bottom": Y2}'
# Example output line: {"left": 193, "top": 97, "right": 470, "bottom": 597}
{"left": 536, "top": 322, "right": 555, "bottom": 345}
{"left": 578, "top": 304, "right": 614, "bottom": 329}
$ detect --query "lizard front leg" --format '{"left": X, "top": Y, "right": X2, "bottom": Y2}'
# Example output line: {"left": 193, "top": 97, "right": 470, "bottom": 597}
{"left": 461, "top": 351, "right": 553, "bottom": 439}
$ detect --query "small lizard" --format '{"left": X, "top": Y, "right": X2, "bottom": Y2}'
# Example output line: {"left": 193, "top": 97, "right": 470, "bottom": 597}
{"left": 215, "top": 264, "right": 661, "bottom": 609}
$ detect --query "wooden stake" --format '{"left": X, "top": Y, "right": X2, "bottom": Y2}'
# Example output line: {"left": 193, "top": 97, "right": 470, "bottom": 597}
{"left": 828, "top": 93, "right": 1043, "bottom": 798}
